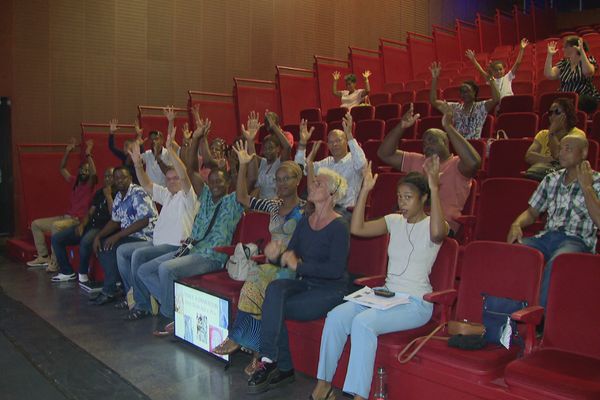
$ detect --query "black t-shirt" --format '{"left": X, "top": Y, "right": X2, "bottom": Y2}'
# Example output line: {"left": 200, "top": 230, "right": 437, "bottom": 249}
{"left": 89, "top": 188, "right": 111, "bottom": 229}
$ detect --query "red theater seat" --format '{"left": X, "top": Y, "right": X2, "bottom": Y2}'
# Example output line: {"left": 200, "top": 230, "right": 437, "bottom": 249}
{"left": 374, "top": 103, "right": 401, "bottom": 121}
{"left": 536, "top": 80, "right": 561, "bottom": 96}
{"left": 416, "top": 116, "right": 443, "bottom": 138}
{"left": 539, "top": 110, "right": 588, "bottom": 132}
{"left": 188, "top": 91, "right": 238, "bottom": 144}
{"left": 494, "top": 112, "right": 539, "bottom": 138}
{"left": 505, "top": 253, "right": 600, "bottom": 400}
{"left": 512, "top": 81, "right": 534, "bottom": 95}
{"left": 326, "top": 107, "right": 348, "bottom": 123}
{"left": 405, "top": 80, "right": 427, "bottom": 91}
{"left": 138, "top": 105, "right": 189, "bottom": 145}
{"left": 355, "top": 119, "right": 385, "bottom": 143}
{"left": 486, "top": 138, "right": 533, "bottom": 178}
{"left": 366, "top": 172, "right": 405, "bottom": 219}
{"left": 368, "top": 92, "right": 391, "bottom": 106}
{"left": 350, "top": 105, "right": 375, "bottom": 122}
{"left": 498, "top": 95, "right": 535, "bottom": 114}
{"left": 538, "top": 91, "right": 578, "bottom": 114}
{"left": 307, "top": 121, "right": 328, "bottom": 142}
{"left": 391, "top": 90, "right": 415, "bottom": 105}
{"left": 385, "top": 118, "right": 416, "bottom": 139}
{"left": 300, "top": 108, "right": 322, "bottom": 122}
{"left": 416, "top": 88, "right": 440, "bottom": 102}
{"left": 591, "top": 111, "right": 600, "bottom": 143}
{"left": 402, "top": 101, "right": 430, "bottom": 118}
{"left": 276, "top": 66, "right": 319, "bottom": 125}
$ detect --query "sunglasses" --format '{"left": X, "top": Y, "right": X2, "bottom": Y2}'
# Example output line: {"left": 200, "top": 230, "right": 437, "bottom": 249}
{"left": 548, "top": 108, "right": 562, "bottom": 116}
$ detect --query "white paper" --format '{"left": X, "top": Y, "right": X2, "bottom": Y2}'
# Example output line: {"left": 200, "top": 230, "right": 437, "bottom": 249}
{"left": 344, "top": 286, "right": 410, "bottom": 310}
{"left": 500, "top": 316, "right": 512, "bottom": 349}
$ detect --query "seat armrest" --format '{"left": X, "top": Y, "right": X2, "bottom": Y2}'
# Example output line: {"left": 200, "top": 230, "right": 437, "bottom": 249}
{"left": 353, "top": 275, "right": 386, "bottom": 287}
{"left": 423, "top": 289, "right": 457, "bottom": 306}
{"left": 512, "top": 305, "right": 544, "bottom": 355}
{"left": 213, "top": 246, "right": 235, "bottom": 256}
{"left": 454, "top": 215, "right": 476, "bottom": 227}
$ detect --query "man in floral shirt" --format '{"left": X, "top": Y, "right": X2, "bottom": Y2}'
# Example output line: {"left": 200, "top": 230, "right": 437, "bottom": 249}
{"left": 91, "top": 166, "right": 157, "bottom": 305}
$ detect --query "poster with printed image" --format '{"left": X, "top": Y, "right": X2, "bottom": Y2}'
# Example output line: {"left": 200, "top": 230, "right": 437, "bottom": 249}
{"left": 174, "top": 281, "right": 230, "bottom": 362}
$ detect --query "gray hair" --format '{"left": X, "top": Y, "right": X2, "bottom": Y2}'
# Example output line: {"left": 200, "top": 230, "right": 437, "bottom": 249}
{"left": 317, "top": 167, "right": 348, "bottom": 204}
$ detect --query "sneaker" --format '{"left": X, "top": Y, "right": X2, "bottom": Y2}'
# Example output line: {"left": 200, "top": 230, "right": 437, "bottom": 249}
{"left": 78, "top": 274, "right": 89, "bottom": 283}
{"left": 268, "top": 368, "right": 294, "bottom": 388}
{"left": 26, "top": 256, "right": 49, "bottom": 267}
{"left": 45, "top": 258, "right": 59, "bottom": 273}
{"left": 247, "top": 361, "right": 280, "bottom": 394}
{"left": 51, "top": 273, "right": 77, "bottom": 282}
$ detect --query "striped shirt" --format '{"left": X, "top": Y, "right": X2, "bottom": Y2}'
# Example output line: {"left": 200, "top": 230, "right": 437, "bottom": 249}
{"left": 248, "top": 197, "right": 305, "bottom": 246}
{"left": 529, "top": 169, "right": 600, "bottom": 250}
{"left": 557, "top": 56, "right": 600, "bottom": 100}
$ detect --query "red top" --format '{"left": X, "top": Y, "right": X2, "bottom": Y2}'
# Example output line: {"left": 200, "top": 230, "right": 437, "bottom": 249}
{"left": 66, "top": 176, "right": 95, "bottom": 219}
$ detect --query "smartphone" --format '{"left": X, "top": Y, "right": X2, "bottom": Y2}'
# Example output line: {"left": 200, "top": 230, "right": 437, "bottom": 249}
{"left": 373, "top": 289, "right": 395, "bottom": 298}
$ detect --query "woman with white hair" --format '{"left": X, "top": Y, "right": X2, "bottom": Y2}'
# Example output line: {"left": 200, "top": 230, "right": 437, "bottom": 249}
{"left": 246, "top": 167, "right": 351, "bottom": 395}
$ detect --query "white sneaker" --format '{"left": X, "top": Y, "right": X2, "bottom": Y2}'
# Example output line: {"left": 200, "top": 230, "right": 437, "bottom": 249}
{"left": 78, "top": 273, "right": 89, "bottom": 283}
{"left": 51, "top": 273, "right": 77, "bottom": 282}
{"left": 27, "top": 256, "right": 49, "bottom": 267}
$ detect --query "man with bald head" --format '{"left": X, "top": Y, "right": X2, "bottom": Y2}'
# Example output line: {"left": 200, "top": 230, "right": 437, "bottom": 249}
{"left": 378, "top": 102, "right": 481, "bottom": 235}
{"left": 508, "top": 134, "right": 600, "bottom": 309}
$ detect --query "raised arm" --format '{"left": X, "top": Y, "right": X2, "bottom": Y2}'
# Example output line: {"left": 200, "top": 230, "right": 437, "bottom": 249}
{"left": 265, "top": 110, "right": 291, "bottom": 160}
{"left": 60, "top": 138, "right": 76, "bottom": 182}
{"left": 423, "top": 155, "right": 449, "bottom": 243}
{"left": 108, "top": 119, "right": 127, "bottom": 162}
{"left": 465, "top": 49, "right": 490, "bottom": 81}
{"left": 84, "top": 139, "right": 98, "bottom": 185}
{"left": 343, "top": 112, "right": 367, "bottom": 171}
{"left": 544, "top": 41, "right": 560, "bottom": 80}
{"left": 186, "top": 118, "right": 209, "bottom": 195}
{"left": 231, "top": 141, "right": 255, "bottom": 208}
{"left": 577, "top": 161, "right": 600, "bottom": 228}
{"left": 306, "top": 141, "right": 322, "bottom": 185}
{"left": 511, "top": 38, "right": 529, "bottom": 75}
{"left": 429, "top": 62, "right": 445, "bottom": 111}
{"left": 129, "top": 142, "right": 153, "bottom": 193}
{"left": 294, "top": 118, "right": 316, "bottom": 170}
{"left": 332, "top": 71, "right": 342, "bottom": 97}
{"left": 438, "top": 101, "right": 481, "bottom": 177}
{"left": 163, "top": 105, "right": 180, "bottom": 153}
{"left": 350, "top": 161, "right": 387, "bottom": 237}
{"left": 575, "top": 38, "right": 596, "bottom": 77}
{"left": 376, "top": 104, "right": 420, "bottom": 170}
{"left": 484, "top": 77, "right": 501, "bottom": 113}
{"left": 166, "top": 125, "right": 193, "bottom": 193}
{"left": 362, "top": 70, "right": 371, "bottom": 96}
{"left": 241, "top": 111, "right": 261, "bottom": 189}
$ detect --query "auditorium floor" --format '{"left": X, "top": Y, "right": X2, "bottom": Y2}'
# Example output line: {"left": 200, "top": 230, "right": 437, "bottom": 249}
{"left": 0, "top": 254, "right": 330, "bottom": 400}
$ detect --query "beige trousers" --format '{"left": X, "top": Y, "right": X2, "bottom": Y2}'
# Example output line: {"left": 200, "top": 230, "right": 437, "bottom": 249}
{"left": 31, "top": 215, "right": 79, "bottom": 257}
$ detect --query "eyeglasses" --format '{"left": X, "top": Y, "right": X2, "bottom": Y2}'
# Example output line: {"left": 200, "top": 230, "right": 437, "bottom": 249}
{"left": 548, "top": 108, "right": 562, "bottom": 116}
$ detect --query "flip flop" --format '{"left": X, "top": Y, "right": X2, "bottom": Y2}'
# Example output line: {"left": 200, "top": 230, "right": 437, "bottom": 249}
{"left": 152, "top": 321, "right": 174, "bottom": 338}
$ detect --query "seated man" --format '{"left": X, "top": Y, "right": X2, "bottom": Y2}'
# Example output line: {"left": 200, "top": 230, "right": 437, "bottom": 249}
{"left": 27, "top": 139, "right": 97, "bottom": 271}
{"left": 51, "top": 167, "right": 114, "bottom": 283}
{"left": 294, "top": 112, "right": 367, "bottom": 220}
{"left": 134, "top": 118, "right": 244, "bottom": 331}
{"left": 377, "top": 103, "right": 481, "bottom": 235}
{"left": 116, "top": 127, "right": 198, "bottom": 318}
{"left": 91, "top": 167, "right": 157, "bottom": 305}
{"left": 142, "top": 129, "right": 172, "bottom": 187}
{"left": 508, "top": 135, "right": 600, "bottom": 309}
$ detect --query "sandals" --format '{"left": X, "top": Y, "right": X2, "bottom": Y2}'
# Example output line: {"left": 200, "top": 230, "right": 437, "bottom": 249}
{"left": 114, "top": 300, "right": 130, "bottom": 310}
{"left": 212, "top": 338, "right": 240, "bottom": 355}
{"left": 153, "top": 321, "right": 175, "bottom": 338}
{"left": 244, "top": 356, "right": 260, "bottom": 376}
{"left": 308, "top": 386, "right": 335, "bottom": 400}
{"left": 124, "top": 309, "right": 150, "bottom": 321}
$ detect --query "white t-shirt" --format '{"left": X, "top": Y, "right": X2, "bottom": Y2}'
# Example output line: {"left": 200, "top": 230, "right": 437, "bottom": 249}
{"left": 141, "top": 148, "right": 172, "bottom": 186}
{"left": 383, "top": 214, "right": 442, "bottom": 298}
{"left": 490, "top": 70, "right": 515, "bottom": 98}
{"left": 340, "top": 89, "right": 366, "bottom": 109}
{"left": 151, "top": 184, "right": 199, "bottom": 246}
{"left": 257, "top": 157, "right": 281, "bottom": 199}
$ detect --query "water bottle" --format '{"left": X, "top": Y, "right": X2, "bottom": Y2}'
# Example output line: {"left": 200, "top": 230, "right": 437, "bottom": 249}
{"left": 373, "top": 367, "right": 387, "bottom": 400}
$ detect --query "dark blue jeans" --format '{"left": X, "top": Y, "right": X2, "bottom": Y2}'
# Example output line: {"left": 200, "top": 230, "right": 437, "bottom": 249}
{"left": 98, "top": 236, "right": 145, "bottom": 296}
{"left": 51, "top": 226, "right": 100, "bottom": 275}
{"left": 259, "top": 279, "right": 346, "bottom": 371}
{"left": 521, "top": 231, "right": 592, "bottom": 309}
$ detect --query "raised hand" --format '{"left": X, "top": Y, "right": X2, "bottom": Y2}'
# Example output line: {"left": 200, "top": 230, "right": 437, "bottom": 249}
{"left": 520, "top": 38, "right": 529, "bottom": 49}
{"left": 438, "top": 101, "right": 454, "bottom": 127}
{"left": 134, "top": 120, "right": 144, "bottom": 145}
{"left": 342, "top": 112, "right": 353, "bottom": 139}
{"left": 400, "top": 103, "right": 420, "bottom": 129}
{"left": 307, "top": 141, "right": 322, "bottom": 164}
{"left": 109, "top": 118, "right": 118, "bottom": 134}
{"left": 429, "top": 61, "right": 442, "bottom": 79}
{"left": 576, "top": 160, "right": 594, "bottom": 188}
{"left": 241, "top": 111, "right": 261, "bottom": 141}
{"left": 573, "top": 37, "right": 585, "bottom": 54}
{"left": 332, "top": 71, "right": 341, "bottom": 80}
{"left": 66, "top": 137, "right": 77, "bottom": 153}
{"left": 128, "top": 141, "right": 142, "bottom": 165}
{"left": 182, "top": 122, "right": 192, "bottom": 141}
{"left": 423, "top": 154, "right": 441, "bottom": 189}
{"left": 166, "top": 126, "right": 175, "bottom": 150}
{"left": 299, "top": 118, "right": 314, "bottom": 144}
{"left": 163, "top": 105, "right": 176, "bottom": 122}
{"left": 193, "top": 118, "right": 211, "bottom": 139}
{"left": 85, "top": 139, "right": 94, "bottom": 155}
{"left": 232, "top": 140, "right": 254, "bottom": 165}
{"left": 361, "top": 161, "right": 378, "bottom": 192}
{"left": 465, "top": 49, "right": 476, "bottom": 60}
{"left": 547, "top": 41, "right": 558, "bottom": 55}
{"left": 362, "top": 70, "right": 372, "bottom": 79}
{"left": 191, "top": 104, "right": 201, "bottom": 126}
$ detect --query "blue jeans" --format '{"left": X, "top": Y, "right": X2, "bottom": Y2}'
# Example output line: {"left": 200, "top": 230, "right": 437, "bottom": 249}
{"left": 116, "top": 242, "right": 177, "bottom": 293}
{"left": 521, "top": 231, "right": 592, "bottom": 309}
{"left": 51, "top": 226, "right": 100, "bottom": 275}
{"left": 259, "top": 279, "right": 346, "bottom": 371}
{"left": 135, "top": 251, "right": 222, "bottom": 318}
{"left": 317, "top": 297, "right": 433, "bottom": 399}
{"left": 98, "top": 236, "right": 146, "bottom": 296}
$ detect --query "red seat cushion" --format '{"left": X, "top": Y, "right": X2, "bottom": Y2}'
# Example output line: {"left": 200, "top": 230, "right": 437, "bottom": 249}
{"left": 286, "top": 318, "right": 325, "bottom": 342}
{"left": 505, "top": 349, "right": 600, "bottom": 399}
{"left": 181, "top": 271, "right": 244, "bottom": 298}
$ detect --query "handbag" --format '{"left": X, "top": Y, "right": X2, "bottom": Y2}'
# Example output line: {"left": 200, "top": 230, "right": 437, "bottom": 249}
{"left": 524, "top": 161, "right": 560, "bottom": 182}
{"left": 397, "top": 320, "right": 486, "bottom": 364}
{"left": 172, "top": 202, "right": 222, "bottom": 259}
{"left": 482, "top": 293, "right": 527, "bottom": 349}
{"left": 226, "top": 242, "right": 259, "bottom": 281}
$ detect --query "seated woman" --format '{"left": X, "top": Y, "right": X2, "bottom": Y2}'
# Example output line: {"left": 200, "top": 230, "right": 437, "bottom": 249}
{"left": 310, "top": 158, "right": 448, "bottom": 400}
{"left": 212, "top": 140, "right": 305, "bottom": 374}
{"left": 545, "top": 36, "right": 600, "bottom": 113}
{"left": 332, "top": 70, "right": 371, "bottom": 109}
{"left": 430, "top": 62, "right": 500, "bottom": 139}
{"left": 246, "top": 168, "right": 351, "bottom": 395}
{"left": 525, "top": 98, "right": 586, "bottom": 181}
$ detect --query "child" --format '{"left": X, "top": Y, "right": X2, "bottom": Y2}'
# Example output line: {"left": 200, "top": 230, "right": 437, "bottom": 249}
{"left": 332, "top": 70, "right": 371, "bottom": 109}
{"left": 466, "top": 38, "right": 529, "bottom": 98}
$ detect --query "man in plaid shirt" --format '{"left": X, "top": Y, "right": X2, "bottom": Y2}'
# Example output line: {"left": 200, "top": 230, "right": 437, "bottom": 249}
{"left": 508, "top": 135, "right": 600, "bottom": 309}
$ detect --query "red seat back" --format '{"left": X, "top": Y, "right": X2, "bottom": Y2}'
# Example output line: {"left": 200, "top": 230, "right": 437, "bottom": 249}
{"left": 232, "top": 211, "right": 271, "bottom": 250}
{"left": 188, "top": 91, "right": 238, "bottom": 144}
{"left": 350, "top": 105, "right": 375, "bottom": 122}
{"left": 416, "top": 116, "right": 443, "bottom": 138}
{"left": 234, "top": 78, "right": 280, "bottom": 130}
{"left": 430, "top": 238, "right": 459, "bottom": 320}
{"left": 456, "top": 241, "right": 543, "bottom": 323}
{"left": 355, "top": 119, "right": 385, "bottom": 143}
{"left": 404, "top": 80, "right": 427, "bottom": 91}
{"left": 591, "top": 111, "right": 600, "bottom": 143}
{"left": 542, "top": 253, "right": 600, "bottom": 358}
{"left": 368, "top": 93, "right": 391, "bottom": 106}
{"left": 391, "top": 90, "right": 415, "bottom": 105}
{"left": 536, "top": 79, "right": 560, "bottom": 95}
{"left": 80, "top": 123, "right": 137, "bottom": 181}
{"left": 347, "top": 234, "right": 389, "bottom": 277}
{"left": 299, "top": 108, "right": 322, "bottom": 123}
{"left": 495, "top": 112, "right": 539, "bottom": 138}
{"left": 538, "top": 91, "right": 579, "bottom": 114}
{"left": 498, "top": 95, "right": 535, "bottom": 114}
{"left": 539, "top": 110, "right": 588, "bottom": 132}
{"left": 512, "top": 81, "right": 534, "bottom": 95}
{"left": 385, "top": 118, "right": 416, "bottom": 139}
{"left": 367, "top": 172, "right": 406, "bottom": 219}
{"left": 307, "top": 121, "right": 328, "bottom": 142}
{"left": 374, "top": 103, "right": 401, "bottom": 121}
{"left": 276, "top": 66, "right": 319, "bottom": 125}
{"left": 326, "top": 107, "right": 348, "bottom": 123}
{"left": 402, "top": 101, "right": 430, "bottom": 118}
{"left": 138, "top": 106, "right": 188, "bottom": 144}
{"left": 314, "top": 56, "right": 351, "bottom": 115}
{"left": 473, "top": 178, "right": 538, "bottom": 242}
{"left": 362, "top": 140, "right": 384, "bottom": 170}
{"left": 487, "top": 138, "right": 532, "bottom": 178}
